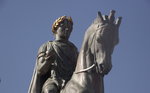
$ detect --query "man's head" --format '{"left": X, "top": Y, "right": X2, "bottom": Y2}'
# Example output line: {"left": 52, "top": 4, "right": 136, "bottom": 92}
{"left": 52, "top": 16, "right": 73, "bottom": 40}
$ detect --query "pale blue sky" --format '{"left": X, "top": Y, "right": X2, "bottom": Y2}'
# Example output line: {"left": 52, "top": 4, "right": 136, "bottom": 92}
{"left": 0, "top": 0, "right": 150, "bottom": 93}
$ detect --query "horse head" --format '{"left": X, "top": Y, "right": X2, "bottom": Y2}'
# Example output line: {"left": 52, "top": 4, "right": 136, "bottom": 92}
{"left": 88, "top": 10, "right": 122, "bottom": 75}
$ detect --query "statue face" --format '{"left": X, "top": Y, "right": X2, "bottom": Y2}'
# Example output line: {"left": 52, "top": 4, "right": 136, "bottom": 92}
{"left": 56, "top": 20, "right": 72, "bottom": 40}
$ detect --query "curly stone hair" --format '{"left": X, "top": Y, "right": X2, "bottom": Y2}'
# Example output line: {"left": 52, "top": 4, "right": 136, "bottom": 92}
{"left": 52, "top": 16, "right": 73, "bottom": 34}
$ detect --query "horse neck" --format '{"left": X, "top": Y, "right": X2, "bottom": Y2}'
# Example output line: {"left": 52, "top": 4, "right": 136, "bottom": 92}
{"left": 74, "top": 38, "right": 98, "bottom": 79}
{"left": 74, "top": 49, "right": 104, "bottom": 93}
{"left": 75, "top": 37, "right": 93, "bottom": 72}
{"left": 76, "top": 28, "right": 96, "bottom": 71}
{"left": 72, "top": 25, "right": 104, "bottom": 93}
{"left": 74, "top": 49, "right": 89, "bottom": 72}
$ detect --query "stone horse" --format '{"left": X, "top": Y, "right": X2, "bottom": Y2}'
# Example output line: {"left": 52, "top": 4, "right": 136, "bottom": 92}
{"left": 60, "top": 10, "right": 122, "bottom": 93}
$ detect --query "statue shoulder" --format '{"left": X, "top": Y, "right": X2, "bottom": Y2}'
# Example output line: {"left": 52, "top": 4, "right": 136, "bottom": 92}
{"left": 68, "top": 41, "right": 78, "bottom": 53}
{"left": 37, "top": 41, "right": 54, "bottom": 55}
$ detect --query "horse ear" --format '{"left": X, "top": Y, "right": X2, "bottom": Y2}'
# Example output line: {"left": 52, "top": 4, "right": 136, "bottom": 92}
{"left": 94, "top": 11, "right": 104, "bottom": 24}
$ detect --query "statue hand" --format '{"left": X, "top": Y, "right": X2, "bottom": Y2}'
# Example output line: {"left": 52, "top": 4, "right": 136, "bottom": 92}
{"left": 45, "top": 50, "right": 55, "bottom": 60}
{"left": 37, "top": 50, "right": 55, "bottom": 75}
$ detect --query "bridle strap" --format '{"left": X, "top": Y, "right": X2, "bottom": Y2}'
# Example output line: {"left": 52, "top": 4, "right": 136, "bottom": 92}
{"left": 74, "top": 63, "right": 96, "bottom": 74}
{"left": 74, "top": 32, "right": 98, "bottom": 74}
{"left": 74, "top": 29, "right": 100, "bottom": 74}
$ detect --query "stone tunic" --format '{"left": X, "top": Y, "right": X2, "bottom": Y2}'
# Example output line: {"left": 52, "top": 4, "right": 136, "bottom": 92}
{"left": 28, "top": 40, "right": 78, "bottom": 93}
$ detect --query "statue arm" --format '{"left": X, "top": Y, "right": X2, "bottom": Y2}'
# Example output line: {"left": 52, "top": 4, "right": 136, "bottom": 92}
{"left": 37, "top": 43, "right": 55, "bottom": 76}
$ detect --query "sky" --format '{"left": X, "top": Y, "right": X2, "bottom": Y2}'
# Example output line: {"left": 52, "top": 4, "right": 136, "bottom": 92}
{"left": 0, "top": 0, "right": 150, "bottom": 93}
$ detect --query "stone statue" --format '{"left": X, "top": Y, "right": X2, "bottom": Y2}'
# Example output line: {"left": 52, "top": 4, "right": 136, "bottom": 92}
{"left": 29, "top": 10, "right": 122, "bottom": 93}
{"left": 28, "top": 16, "right": 78, "bottom": 93}
{"left": 59, "top": 10, "right": 122, "bottom": 93}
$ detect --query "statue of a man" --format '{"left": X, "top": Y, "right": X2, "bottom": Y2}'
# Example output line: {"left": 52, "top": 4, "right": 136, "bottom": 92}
{"left": 28, "top": 16, "right": 78, "bottom": 93}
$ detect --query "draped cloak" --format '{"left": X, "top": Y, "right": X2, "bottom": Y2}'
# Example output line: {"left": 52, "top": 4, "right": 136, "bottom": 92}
{"left": 28, "top": 41, "right": 78, "bottom": 93}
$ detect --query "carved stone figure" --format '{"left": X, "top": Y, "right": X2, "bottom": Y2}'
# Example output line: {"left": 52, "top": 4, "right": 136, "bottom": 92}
{"left": 28, "top": 16, "right": 78, "bottom": 93}
{"left": 60, "top": 10, "right": 121, "bottom": 93}
{"left": 29, "top": 10, "right": 122, "bottom": 93}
